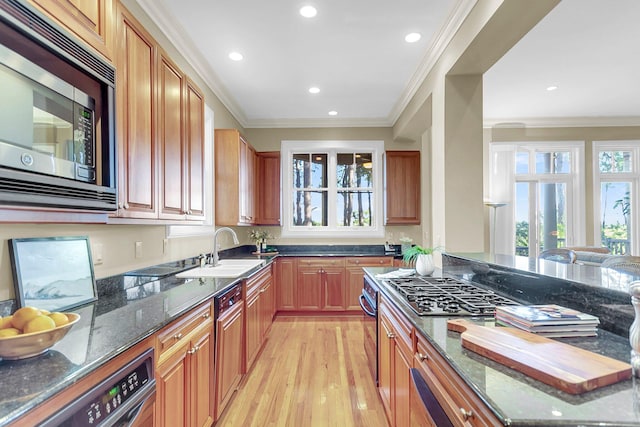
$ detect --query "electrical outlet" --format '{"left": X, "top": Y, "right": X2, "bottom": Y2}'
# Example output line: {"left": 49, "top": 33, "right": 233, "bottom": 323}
{"left": 93, "top": 243, "right": 103, "bottom": 265}
{"left": 135, "top": 241, "right": 143, "bottom": 259}
{"left": 163, "top": 238, "right": 169, "bottom": 254}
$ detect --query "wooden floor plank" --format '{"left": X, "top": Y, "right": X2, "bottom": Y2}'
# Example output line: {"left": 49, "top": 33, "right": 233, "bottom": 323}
{"left": 216, "top": 316, "right": 389, "bottom": 427}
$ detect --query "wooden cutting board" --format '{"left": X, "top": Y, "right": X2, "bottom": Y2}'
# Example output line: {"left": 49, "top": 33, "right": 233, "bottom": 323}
{"left": 447, "top": 319, "right": 632, "bottom": 394}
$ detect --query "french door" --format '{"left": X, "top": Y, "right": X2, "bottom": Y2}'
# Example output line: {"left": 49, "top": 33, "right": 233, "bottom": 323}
{"left": 515, "top": 179, "right": 570, "bottom": 257}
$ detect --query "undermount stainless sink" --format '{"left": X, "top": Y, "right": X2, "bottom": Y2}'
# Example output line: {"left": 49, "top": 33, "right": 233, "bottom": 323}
{"left": 175, "top": 259, "right": 265, "bottom": 278}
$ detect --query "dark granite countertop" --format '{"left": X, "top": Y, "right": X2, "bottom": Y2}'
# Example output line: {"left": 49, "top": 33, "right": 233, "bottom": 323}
{"left": 0, "top": 255, "right": 275, "bottom": 426}
{"left": 365, "top": 263, "right": 640, "bottom": 427}
{"left": 0, "top": 244, "right": 396, "bottom": 425}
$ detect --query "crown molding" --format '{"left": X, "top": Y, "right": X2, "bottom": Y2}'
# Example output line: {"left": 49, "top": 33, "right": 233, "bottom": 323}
{"left": 387, "top": 0, "right": 477, "bottom": 125}
{"left": 135, "top": 0, "right": 249, "bottom": 127}
{"left": 484, "top": 116, "right": 640, "bottom": 129}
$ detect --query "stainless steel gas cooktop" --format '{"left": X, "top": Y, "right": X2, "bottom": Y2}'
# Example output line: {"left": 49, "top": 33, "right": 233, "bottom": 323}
{"left": 384, "top": 276, "right": 520, "bottom": 316}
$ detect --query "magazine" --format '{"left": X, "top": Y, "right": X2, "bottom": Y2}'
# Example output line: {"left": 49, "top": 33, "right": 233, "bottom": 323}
{"left": 495, "top": 304, "right": 600, "bottom": 326}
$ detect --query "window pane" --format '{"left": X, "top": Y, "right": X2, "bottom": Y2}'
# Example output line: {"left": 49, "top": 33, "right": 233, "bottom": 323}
{"left": 337, "top": 153, "right": 374, "bottom": 188}
{"left": 600, "top": 182, "right": 631, "bottom": 254}
{"left": 599, "top": 151, "right": 632, "bottom": 173}
{"left": 292, "top": 153, "right": 327, "bottom": 188}
{"left": 356, "top": 153, "right": 373, "bottom": 187}
{"left": 292, "top": 190, "right": 327, "bottom": 226}
{"left": 515, "top": 152, "right": 529, "bottom": 174}
{"left": 515, "top": 182, "right": 530, "bottom": 256}
{"left": 535, "top": 152, "right": 570, "bottom": 174}
{"left": 337, "top": 191, "right": 373, "bottom": 226}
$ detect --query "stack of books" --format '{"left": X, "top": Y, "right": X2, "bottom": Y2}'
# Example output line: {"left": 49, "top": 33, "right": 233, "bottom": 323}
{"left": 495, "top": 304, "right": 600, "bottom": 337}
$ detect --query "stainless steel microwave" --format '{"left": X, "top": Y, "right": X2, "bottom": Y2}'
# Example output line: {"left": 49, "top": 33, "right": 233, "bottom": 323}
{"left": 0, "top": 43, "right": 97, "bottom": 183}
{"left": 0, "top": 0, "right": 116, "bottom": 211}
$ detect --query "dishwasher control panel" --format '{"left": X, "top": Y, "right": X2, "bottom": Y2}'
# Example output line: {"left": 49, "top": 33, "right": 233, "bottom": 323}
{"left": 40, "top": 348, "right": 155, "bottom": 427}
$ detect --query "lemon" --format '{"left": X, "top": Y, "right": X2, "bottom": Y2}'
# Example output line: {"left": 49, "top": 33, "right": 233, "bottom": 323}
{"left": 0, "top": 315, "right": 13, "bottom": 329}
{"left": 48, "top": 312, "right": 70, "bottom": 327}
{"left": 23, "top": 315, "right": 56, "bottom": 334}
{"left": 39, "top": 309, "right": 51, "bottom": 315}
{"left": 0, "top": 328, "right": 20, "bottom": 338}
{"left": 11, "top": 306, "right": 42, "bottom": 330}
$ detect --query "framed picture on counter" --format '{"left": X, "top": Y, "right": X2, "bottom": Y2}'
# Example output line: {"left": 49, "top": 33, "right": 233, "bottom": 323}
{"left": 8, "top": 236, "right": 97, "bottom": 312}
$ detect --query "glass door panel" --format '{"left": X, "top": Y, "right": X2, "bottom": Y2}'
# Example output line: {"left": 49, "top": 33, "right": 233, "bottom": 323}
{"left": 515, "top": 182, "right": 531, "bottom": 256}
{"left": 600, "top": 181, "right": 631, "bottom": 254}
{"left": 539, "top": 182, "right": 567, "bottom": 251}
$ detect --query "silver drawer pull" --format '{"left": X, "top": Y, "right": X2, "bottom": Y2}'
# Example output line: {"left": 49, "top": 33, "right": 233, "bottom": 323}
{"left": 418, "top": 353, "right": 428, "bottom": 361}
{"left": 173, "top": 333, "right": 183, "bottom": 340}
{"left": 387, "top": 332, "right": 395, "bottom": 339}
{"left": 202, "top": 313, "right": 210, "bottom": 319}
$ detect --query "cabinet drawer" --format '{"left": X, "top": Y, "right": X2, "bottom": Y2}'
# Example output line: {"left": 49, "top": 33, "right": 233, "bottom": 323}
{"left": 345, "top": 256, "right": 393, "bottom": 267}
{"left": 415, "top": 334, "right": 500, "bottom": 426}
{"left": 157, "top": 301, "right": 212, "bottom": 358}
{"left": 380, "top": 297, "right": 413, "bottom": 358}
{"left": 297, "top": 257, "right": 345, "bottom": 267}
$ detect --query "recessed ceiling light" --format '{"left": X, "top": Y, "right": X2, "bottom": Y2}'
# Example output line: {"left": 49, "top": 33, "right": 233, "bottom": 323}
{"left": 405, "top": 32, "right": 421, "bottom": 43}
{"left": 300, "top": 5, "right": 317, "bottom": 18}
{"left": 309, "top": 87, "right": 320, "bottom": 94}
{"left": 228, "top": 52, "right": 243, "bottom": 61}
{"left": 546, "top": 85, "right": 558, "bottom": 91}
{"left": 328, "top": 111, "right": 338, "bottom": 116}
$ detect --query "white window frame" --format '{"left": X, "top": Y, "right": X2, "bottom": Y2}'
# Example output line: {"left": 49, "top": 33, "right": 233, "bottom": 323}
{"left": 592, "top": 141, "right": 640, "bottom": 255}
{"left": 489, "top": 141, "right": 586, "bottom": 255}
{"left": 281, "top": 140, "right": 385, "bottom": 238}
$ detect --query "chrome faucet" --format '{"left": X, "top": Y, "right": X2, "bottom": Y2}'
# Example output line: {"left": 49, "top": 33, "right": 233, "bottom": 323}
{"left": 211, "top": 227, "right": 239, "bottom": 266}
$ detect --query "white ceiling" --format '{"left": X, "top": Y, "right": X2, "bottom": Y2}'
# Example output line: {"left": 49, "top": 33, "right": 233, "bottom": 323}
{"left": 137, "top": 0, "right": 640, "bottom": 129}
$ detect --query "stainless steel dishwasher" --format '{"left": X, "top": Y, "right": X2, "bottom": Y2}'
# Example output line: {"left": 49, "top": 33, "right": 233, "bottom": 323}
{"left": 39, "top": 348, "right": 156, "bottom": 427}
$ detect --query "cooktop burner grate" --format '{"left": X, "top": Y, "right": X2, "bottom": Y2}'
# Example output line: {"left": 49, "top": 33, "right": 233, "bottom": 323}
{"left": 384, "top": 276, "right": 520, "bottom": 316}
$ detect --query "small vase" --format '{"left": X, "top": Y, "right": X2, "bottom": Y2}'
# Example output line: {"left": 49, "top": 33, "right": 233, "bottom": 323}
{"left": 255, "top": 243, "right": 261, "bottom": 253}
{"left": 415, "top": 254, "right": 434, "bottom": 276}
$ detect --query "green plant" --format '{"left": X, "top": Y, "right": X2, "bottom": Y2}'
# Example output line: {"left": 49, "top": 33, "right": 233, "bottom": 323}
{"left": 402, "top": 245, "right": 441, "bottom": 265}
{"left": 248, "top": 229, "right": 273, "bottom": 245}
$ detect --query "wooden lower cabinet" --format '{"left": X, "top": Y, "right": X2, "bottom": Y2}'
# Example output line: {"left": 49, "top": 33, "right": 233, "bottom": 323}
{"left": 156, "top": 302, "right": 214, "bottom": 427}
{"left": 345, "top": 257, "right": 394, "bottom": 310}
{"left": 245, "top": 265, "right": 274, "bottom": 371}
{"left": 296, "top": 258, "right": 347, "bottom": 310}
{"left": 378, "top": 295, "right": 413, "bottom": 427}
{"left": 215, "top": 301, "right": 244, "bottom": 420}
{"left": 276, "top": 258, "right": 297, "bottom": 311}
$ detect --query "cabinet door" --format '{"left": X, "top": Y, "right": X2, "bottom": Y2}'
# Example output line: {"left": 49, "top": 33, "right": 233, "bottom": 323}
{"left": 260, "top": 278, "right": 275, "bottom": 337}
{"left": 378, "top": 311, "right": 393, "bottom": 419}
{"left": 256, "top": 152, "right": 281, "bottom": 225}
{"left": 297, "top": 266, "right": 323, "bottom": 310}
{"left": 245, "top": 292, "right": 261, "bottom": 371}
{"left": 394, "top": 343, "right": 412, "bottom": 427}
{"left": 184, "top": 79, "right": 205, "bottom": 219}
{"left": 323, "top": 267, "right": 346, "bottom": 310}
{"left": 156, "top": 340, "right": 189, "bottom": 427}
{"left": 385, "top": 151, "right": 420, "bottom": 225}
{"left": 158, "top": 51, "right": 185, "bottom": 220}
{"left": 29, "top": 0, "right": 113, "bottom": 60}
{"left": 239, "top": 138, "right": 255, "bottom": 224}
{"left": 276, "top": 258, "right": 297, "bottom": 311}
{"left": 214, "top": 129, "right": 241, "bottom": 225}
{"left": 115, "top": 5, "right": 157, "bottom": 219}
{"left": 191, "top": 325, "right": 214, "bottom": 427}
{"left": 215, "top": 303, "right": 244, "bottom": 420}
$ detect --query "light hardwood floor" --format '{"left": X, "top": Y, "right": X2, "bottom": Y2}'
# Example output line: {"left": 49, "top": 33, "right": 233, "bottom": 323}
{"left": 216, "top": 316, "right": 389, "bottom": 427}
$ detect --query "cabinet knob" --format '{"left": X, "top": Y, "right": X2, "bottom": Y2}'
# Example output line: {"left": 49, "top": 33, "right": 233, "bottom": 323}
{"left": 460, "top": 408, "right": 474, "bottom": 420}
{"left": 123, "top": 202, "right": 129, "bottom": 209}
{"left": 202, "top": 313, "right": 210, "bottom": 319}
{"left": 418, "top": 353, "right": 428, "bottom": 361}
{"left": 379, "top": 260, "right": 384, "bottom": 264}
{"left": 187, "top": 345, "right": 199, "bottom": 355}
{"left": 355, "top": 260, "right": 360, "bottom": 265}
{"left": 387, "top": 332, "right": 395, "bottom": 339}
{"left": 173, "top": 333, "right": 183, "bottom": 340}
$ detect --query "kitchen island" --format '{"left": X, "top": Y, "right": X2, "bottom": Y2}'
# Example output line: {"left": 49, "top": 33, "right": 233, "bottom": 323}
{"left": 365, "top": 256, "right": 640, "bottom": 426}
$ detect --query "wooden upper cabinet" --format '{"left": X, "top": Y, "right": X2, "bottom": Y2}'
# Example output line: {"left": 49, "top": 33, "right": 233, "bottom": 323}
{"left": 115, "top": 4, "right": 158, "bottom": 219}
{"left": 158, "top": 51, "right": 185, "bottom": 220}
{"left": 114, "top": 4, "right": 204, "bottom": 222}
{"left": 184, "top": 78, "right": 205, "bottom": 219}
{"left": 256, "top": 152, "right": 281, "bottom": 225}
{"left": 385, "top": 151, "right": 421, "bottom": 225}
{"left": 215, "top": 129, "right": 256, "bottom": 226}
{"left": 29, "top": 0, "right": 113, "bottom": 61}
